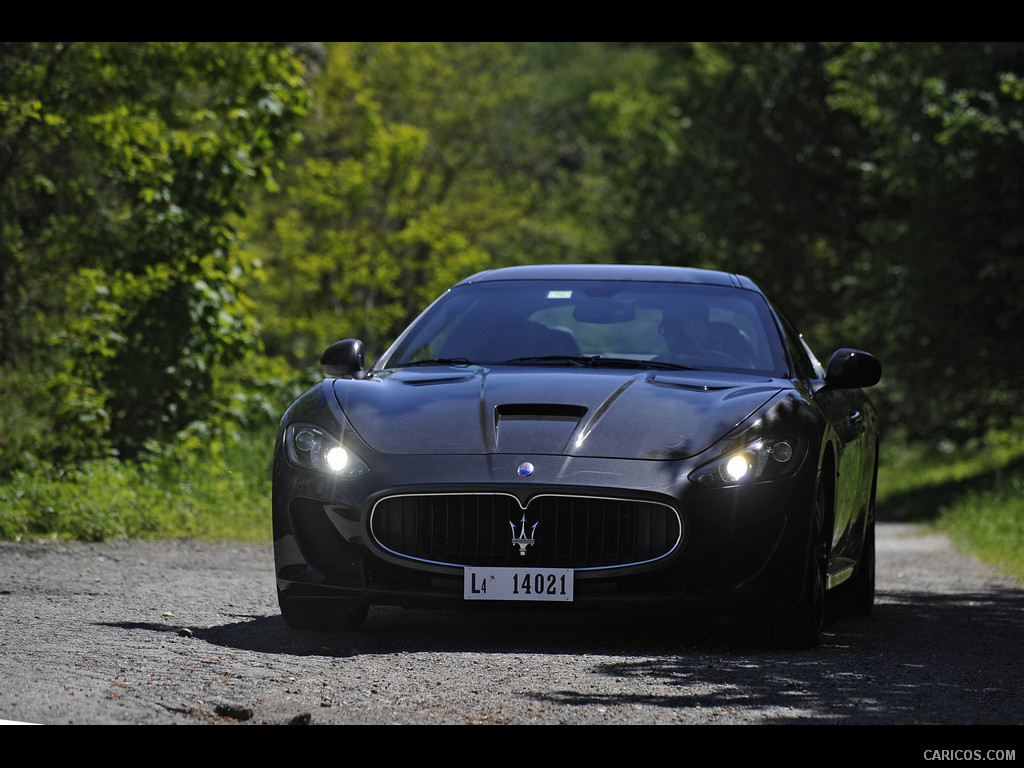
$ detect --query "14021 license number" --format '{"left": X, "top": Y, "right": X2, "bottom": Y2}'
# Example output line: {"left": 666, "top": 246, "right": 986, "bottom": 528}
{"left": 464, "top": 567, "right": 574, "bottom": 601}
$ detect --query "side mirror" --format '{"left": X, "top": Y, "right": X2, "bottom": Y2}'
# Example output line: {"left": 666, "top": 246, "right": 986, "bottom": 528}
{"left": 824, "top": 348, "right": 881, "bottom": 389}
{"left": 321, "top": 339, "right": 366, "bottom": 379}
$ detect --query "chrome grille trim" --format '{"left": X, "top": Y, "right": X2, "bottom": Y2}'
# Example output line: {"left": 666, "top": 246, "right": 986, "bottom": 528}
{"left": 369, "top": 492, "right": 682, "bottom": 571}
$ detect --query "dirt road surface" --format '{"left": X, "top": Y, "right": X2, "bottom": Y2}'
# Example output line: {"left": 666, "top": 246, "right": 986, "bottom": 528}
{"left": 0, "top": 522, "right": 1021, "bottom": 728}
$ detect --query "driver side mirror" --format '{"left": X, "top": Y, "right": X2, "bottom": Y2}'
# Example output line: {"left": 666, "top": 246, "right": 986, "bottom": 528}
{"left": 321, "top": 339, "right": 366, "bottom": 379}
{"left": 824, "top": 348, "right": 881, "bottom": 389}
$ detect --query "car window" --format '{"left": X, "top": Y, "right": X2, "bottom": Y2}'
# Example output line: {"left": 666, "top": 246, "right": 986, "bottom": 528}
{"left": 770, "top": 303, "right": 823, "bottom": 381}
{"left": 384, "top": 280, "right": 789, "bottom": 376}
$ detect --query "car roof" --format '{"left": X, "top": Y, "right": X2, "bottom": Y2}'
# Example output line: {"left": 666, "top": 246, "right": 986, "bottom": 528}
{"left": 456, "top": 263, "right": 761, "bottom": 291}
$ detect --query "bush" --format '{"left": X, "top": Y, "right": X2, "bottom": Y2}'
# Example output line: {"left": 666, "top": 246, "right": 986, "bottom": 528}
{"left": 0, "top": 423, "right": 276, "bottom": 542}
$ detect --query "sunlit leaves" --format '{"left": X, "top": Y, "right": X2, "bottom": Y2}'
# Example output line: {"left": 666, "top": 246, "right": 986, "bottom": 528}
{"left": 245, "top": 42, "right": 577, "bottom": 364}
{"left": 0, "top": 42, "right": 311, "bottom": 461}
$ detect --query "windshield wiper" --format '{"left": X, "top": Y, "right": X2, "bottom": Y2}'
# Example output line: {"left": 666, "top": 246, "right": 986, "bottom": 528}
{"left": 625, "top": 359, "right": 700, "bottom": 371}
{"left": 398, "top": 357, "right": 474, "bottom": 367}
{"left": 500, "top": 355, "right": 697, "bottom": 371}
{"left": 500, "top": 355, "right": 593, "bottom": 367}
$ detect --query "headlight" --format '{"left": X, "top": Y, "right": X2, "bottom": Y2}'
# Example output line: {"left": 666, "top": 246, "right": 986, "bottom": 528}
{"left": 688, "top": 437, "right": 803, "bottom": 488}
{"left": 284, "top": 423, "right": 370, "bottom": 478}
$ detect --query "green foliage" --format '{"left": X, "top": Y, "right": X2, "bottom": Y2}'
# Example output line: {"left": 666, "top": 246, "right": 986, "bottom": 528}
{"left": 939, "top": 473, "right": 1024, "bottom": 580}
{"left": 823, "top": 42, "right": 1024, "bottom": 440}
{"left": 567, "top": 42, "right": 1024, "bottom": 444}
{"left": 1, "top": 42, "right": 310, "bottom": 460}
{"left": 0, "top": 423, "right": 276, "bottom": 542}
{"left": 0, "top": 365, "right": 50, "bottom": 476}
{"left": 244, "top": 42, "right": 607, "bottom": 365}
{"left": 878, "top": 425, "right": 1024, "bottom": 505}
{"left": 878, "top": 429, "right": 1024, "bottom": 580}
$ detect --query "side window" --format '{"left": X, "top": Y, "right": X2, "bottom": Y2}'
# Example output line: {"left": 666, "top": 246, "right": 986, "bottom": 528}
{"left": 797, "top": 335, "right": 826, "bottom": 380}
{"left": 774, "top": 307, "right": 822, "bottom": 381}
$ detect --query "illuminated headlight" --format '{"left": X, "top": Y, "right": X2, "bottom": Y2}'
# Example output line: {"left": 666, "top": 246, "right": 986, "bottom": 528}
{"left": 725, "top": 455, "right": 752, "bottom": 482}
{"left": 689, "top": 438, "right": 802, "bottom": 488}
{"left": 284, "top": 424, "right": 369, "bottom": 477}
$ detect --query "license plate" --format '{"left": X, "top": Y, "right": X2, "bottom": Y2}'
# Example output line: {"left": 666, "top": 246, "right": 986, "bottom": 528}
{"left": 464, "top": 567, "right": 574, "bottom": 601}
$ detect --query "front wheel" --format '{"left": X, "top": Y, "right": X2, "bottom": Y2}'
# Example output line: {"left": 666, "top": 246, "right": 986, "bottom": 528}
{"left": 768, "top": 469, "right": 830, "bottom": 649}
{"left": 769, "top": 548, "right": 825, "bottom": 649}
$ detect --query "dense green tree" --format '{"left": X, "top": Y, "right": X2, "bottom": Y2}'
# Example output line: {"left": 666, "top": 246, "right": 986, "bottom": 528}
{"left": 245, "top": 42, "right": 605, "bottom": 366}
{"left": 585, "top": 44, "right": 871, "bottom": 324}
{"left": 825, "top": 42, "right": 1024, "bottom": 439}
{"left": 0, "top": 42, "right": 309, "bottom": 462}
{"left": 585, "top": 42, "right": 1024, "bottom": 441}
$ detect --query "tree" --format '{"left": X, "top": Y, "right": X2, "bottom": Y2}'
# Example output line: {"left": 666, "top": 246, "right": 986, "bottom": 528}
{"left": 245, "top": 42, "right": 605, "bottom": 366}
{"left": 826, "top": 42, "right": 1024, "bottom": 439}
{"left": 585, "top": 42, "right": 1024, "bottom": 441}
{"left": 0, "top": 42, "right": 310, "bottom": 461}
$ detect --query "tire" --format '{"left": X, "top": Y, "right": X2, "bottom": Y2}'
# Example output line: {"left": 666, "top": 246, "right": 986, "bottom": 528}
{"left": 769, "top": 470, "right": 829, "bottom": 649}
{"left": 279, "top": 598, "right": 368, "bottom": 632}
{"left": 770, "top": 547, "right": 825, "bottom": 649}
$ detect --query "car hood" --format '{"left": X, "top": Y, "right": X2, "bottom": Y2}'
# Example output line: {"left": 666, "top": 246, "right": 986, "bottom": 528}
{"left": 330, "top": 367, "right": 783, "bottom": 460}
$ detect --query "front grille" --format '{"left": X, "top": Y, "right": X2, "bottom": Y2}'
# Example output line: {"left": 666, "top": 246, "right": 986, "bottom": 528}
{"left": 369, "top": 493, "right": 681, "bottom": 570}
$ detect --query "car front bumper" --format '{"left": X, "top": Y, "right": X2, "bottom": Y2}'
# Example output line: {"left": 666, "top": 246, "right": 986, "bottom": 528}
{"left": 273, "top": 441, "right": 821, "bottom": 623}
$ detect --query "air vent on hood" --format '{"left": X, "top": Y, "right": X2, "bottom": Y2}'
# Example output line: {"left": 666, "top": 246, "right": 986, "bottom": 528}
{"left": 494, "top": 403, "right": 587, "bottom": 422}
{"left": 494, "top": 403, "right": 587, "bottom": 454}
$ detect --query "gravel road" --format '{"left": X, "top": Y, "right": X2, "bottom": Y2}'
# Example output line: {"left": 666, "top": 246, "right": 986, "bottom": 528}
{"left": 1, "top": 521, "right": 1022, "bottom": 727}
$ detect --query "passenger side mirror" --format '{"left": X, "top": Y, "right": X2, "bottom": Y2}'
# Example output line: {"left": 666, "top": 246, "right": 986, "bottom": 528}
{"left": 321, "top": 339, "right": 366, "bottom": 379}
{"left": 824, "top": 348, "right": 881, "bottom": 389}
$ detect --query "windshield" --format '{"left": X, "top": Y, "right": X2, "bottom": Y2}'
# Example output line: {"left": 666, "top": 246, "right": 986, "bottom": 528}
{"left": 381, "top": 279, "right": 789, "bottom": 376}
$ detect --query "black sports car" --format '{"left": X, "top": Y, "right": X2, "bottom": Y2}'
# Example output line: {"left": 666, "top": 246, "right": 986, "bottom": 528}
{"left": 273, "top": 264, "right": 880, "bottom": 647}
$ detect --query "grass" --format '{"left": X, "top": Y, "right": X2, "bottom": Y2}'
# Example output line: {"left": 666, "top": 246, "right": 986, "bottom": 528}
{"left": 938, "top": 475, "right": 1024, "bottom": 578}
{"left": 0, "top": 423, "right": 276, "bottom": 543}
{"left": 878, "top": 432, "right": 1024, "bottom": 581}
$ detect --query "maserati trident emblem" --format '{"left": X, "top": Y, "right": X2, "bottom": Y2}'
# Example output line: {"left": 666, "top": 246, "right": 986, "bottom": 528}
{"left": 517, "top": 461, "right": 535, "bottom": 477}
{"left": 510, "top": 513, "right": 538, "bottom": 556}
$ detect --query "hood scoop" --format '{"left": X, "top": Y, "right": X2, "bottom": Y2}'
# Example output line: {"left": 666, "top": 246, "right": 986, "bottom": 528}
{"left": 494, "top": 403, "right": 587, "bottom": 454}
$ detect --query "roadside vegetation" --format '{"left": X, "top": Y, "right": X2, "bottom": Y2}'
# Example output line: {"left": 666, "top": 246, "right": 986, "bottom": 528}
{"left": 2, "top": 43, "right": 1023, "bottom": 582}
{"left": 878, "top": 426, "right": 1024, "bottom": 580}
{"left": 0, "top": 420, "right": 277, "bottom": 543}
